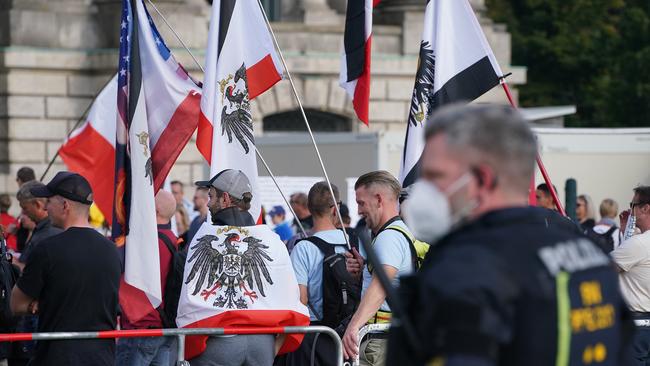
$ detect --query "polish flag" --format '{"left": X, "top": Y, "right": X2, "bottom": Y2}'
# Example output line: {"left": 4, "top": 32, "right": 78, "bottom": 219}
{"left": 177, "top": 223, "right": 310, "bottom": 359}
{"left": 339, "top": 0, "right": 379, "bottom": 125}
{"left": 196, "top": 0, "right": 284, "bottom": 221}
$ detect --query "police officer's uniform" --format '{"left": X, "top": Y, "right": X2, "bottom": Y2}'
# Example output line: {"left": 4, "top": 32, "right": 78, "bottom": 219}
{"left": 387, "top": 207, "right": 634, "bottom": 365}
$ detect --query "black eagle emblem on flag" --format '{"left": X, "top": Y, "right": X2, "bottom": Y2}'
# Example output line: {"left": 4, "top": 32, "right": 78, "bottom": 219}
{"left": 221, "top": 63, "right": 255, "bottom": 154}
{"left": 408, "top": 41, "right": 436, "bottom": 127}
{"left": 185, "top": 232, "right": 274, "bottom": 309}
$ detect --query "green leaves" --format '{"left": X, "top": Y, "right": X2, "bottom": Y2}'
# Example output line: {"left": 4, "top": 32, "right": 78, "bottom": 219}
{"left": 486, "top": 0, "right": 650, "bottom": 127}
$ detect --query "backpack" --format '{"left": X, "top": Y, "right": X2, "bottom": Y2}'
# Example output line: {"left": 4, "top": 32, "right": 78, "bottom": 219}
{"left": 0, "top": 232, "right": 18, "bottom": 327}
{"left": 585, "top": 226, "right": 618, "bottom": 253}
{"left": 299, "top": 236, "right": 361, "bottom": 335}
{"left": 385, "top": 225, "right": 430, "bottom": 271}
{"left": 157, "top": 231, "right": 187, "bottom": 328}
{"left": 368, "top": 224, "right": 430, "bottom": 273}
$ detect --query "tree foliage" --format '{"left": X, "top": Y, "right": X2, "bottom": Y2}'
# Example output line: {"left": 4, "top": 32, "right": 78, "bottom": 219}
{"left": 486, "top": 0, "right": 650, "bottom": 127}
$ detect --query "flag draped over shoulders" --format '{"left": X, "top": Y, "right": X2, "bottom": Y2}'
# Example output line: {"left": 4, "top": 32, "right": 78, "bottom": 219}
{"left": 177, "top": 223, "right": 309, "bottom": 359}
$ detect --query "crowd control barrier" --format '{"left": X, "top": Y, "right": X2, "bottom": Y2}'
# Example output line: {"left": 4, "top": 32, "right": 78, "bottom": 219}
{"left": 0, "top": 325, "right": 344, "bottom": 366}
{"left": 353, "top": 323, "right": 391, "bottom": 366}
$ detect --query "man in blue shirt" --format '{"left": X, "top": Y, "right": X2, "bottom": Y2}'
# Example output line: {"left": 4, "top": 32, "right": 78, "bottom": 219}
{"left": 269, "top": 206, "right": 293, "bottom": 242}
{"left": 287, "top": 182, "right": 348, "bottom": 365}
{"left": 342, "top": 171, "right": 413, "bottom": 366}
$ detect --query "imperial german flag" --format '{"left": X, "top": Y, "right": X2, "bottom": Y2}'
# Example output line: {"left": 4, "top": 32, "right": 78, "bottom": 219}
{"left": 399, "top": 0, "right": 503, "bottom": 187}
{"left": 177, "top": 223, "right": 310, "bottom": 359}
{"left": 339, "top": 0, "right": 379, "bottom": 125}
{"left": 196, "top": 0, "right": 284, "bottom": 222}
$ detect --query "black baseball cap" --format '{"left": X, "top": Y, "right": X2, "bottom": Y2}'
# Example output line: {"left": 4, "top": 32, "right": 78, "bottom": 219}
{"left": 30, "top": 171, "right": 94, "bottom": 205}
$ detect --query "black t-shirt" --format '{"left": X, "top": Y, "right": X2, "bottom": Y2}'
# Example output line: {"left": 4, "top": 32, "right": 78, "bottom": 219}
{"left": 17, "top": 227, "right": 121, "bottom": 366}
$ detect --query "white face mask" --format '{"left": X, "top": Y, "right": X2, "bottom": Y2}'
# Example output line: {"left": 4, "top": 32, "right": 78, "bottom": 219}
{"left": 401, "top": 173, "right": 475, "bottom": 244}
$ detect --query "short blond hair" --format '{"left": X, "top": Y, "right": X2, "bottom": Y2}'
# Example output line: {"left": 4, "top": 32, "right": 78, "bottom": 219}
{"left": 354, "top": 171, "right": 401, "bottom": 200}
{"left": 599, "top": 198, "right": 618, "bottom": 219}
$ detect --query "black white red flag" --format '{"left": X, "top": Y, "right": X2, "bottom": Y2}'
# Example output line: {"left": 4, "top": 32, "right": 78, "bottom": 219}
{"left": 339, "top": 0, "right": 379, "bottom": 125}
{"left": 399, "top": 0, "right": 503, "bottom": 187}
{"left": 196, "top": 0, "right": 284, "bottom": 222}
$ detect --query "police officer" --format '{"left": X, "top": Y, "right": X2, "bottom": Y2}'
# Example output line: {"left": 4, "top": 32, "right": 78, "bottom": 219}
{"left": 388, "top": 104, "right": 633, "bottom": 365}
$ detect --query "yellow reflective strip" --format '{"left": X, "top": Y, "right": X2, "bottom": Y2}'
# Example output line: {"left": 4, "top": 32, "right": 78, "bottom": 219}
{"left": 556, "top": 271, "right": 571, "bottom": 366}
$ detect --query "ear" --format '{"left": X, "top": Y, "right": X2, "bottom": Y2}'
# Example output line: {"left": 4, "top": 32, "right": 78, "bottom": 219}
{"left": 472, "top": 165, "right": 497, "bottom": 191}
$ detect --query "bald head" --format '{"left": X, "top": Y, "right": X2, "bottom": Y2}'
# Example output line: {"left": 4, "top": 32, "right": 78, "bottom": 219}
{"left": 155, "top": 190, "right": 177, "bottom": 224}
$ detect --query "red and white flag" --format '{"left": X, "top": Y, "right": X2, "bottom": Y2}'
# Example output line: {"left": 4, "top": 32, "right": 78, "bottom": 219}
{"left": 61, "top": 0, "right": 201, "bottom": 323}
{"left": 339, "top": 0, "right": 379, "bottom": 125}
{"left": 177, "top": 223, "right": 310, "bottom": 359}
{"left": 58, "top": 1, "right": 201, "bottom": 224}
{"left": 59, "top": 76, "right": 118, "bottom": 220}
{"left": 196, "top": 0, "right": 284, "bottom": 221}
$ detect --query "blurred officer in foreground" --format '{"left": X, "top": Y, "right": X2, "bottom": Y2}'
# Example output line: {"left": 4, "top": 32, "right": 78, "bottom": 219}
{"left": 390, "top": 104, "right": 633, "bottom": 365}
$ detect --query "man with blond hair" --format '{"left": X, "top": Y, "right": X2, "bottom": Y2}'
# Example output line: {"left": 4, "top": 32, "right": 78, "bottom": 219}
{"left": 341, "top": 171, "right": 414, "bottom": 365}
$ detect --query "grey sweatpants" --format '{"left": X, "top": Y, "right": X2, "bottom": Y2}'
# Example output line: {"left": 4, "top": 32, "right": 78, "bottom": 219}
{"left": 190, "top": 335, "right": 275, "bottom": 366}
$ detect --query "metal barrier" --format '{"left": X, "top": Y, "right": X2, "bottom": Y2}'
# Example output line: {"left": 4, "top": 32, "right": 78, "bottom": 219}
{"left": 353, "top": 323, "right": 391, "bottom": 366}
{"left": 0, "top": 326, "right": 344, "bottom": 366}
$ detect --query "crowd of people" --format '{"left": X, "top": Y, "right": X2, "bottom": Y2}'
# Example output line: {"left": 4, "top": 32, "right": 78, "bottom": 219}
{"left": 0, "top": 104, "right": 648, "bottom": 366}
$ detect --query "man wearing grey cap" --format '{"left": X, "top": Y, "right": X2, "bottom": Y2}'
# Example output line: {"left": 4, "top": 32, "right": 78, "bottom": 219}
{"left": 190, "top": 169, "right": 276, "bottom": 365}
{"left": 10, "top": 171, "right": 121, "bottom": 366}
{"left": 195, "top": 169, "right": 256, "bottom": 227}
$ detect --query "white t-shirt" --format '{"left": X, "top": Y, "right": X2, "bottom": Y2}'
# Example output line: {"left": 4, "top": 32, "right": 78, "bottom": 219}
{"left": 610, "top": 230, "right": 650, "bottom": 312}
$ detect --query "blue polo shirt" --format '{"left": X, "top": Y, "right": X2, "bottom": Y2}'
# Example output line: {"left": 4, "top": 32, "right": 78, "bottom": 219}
{"left": 290, "top": 229, "right": 348, "bottom": 321}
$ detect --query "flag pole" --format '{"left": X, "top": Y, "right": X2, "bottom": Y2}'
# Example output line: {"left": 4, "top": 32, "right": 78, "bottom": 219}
{"left": 254, "top": 0, "right": 351, "bottom": 249}
{"left": 145, "top": 0, "right": 308, "bottom": 237}
{"left": 41, "top": 75, "right": 115, "bottom": 182}
{"left": 500, "top": 80, "right": 566, "bottom": 216}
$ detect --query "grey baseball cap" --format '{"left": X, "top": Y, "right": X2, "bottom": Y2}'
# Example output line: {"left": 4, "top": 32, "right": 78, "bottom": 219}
{"left": 195, "top": 169, "right": 252, "bottom": 200}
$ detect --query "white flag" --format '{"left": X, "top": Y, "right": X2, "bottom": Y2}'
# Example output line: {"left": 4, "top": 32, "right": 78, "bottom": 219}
{"left": 399, "top": 0, "right": 504, "bottom": 187}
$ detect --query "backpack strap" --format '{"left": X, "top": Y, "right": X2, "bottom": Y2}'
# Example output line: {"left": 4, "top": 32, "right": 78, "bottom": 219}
{"left": 385, "top": 225, "right": 419, "bottom": 271}
{"left": 605, "top": 226, "right": 618, "bottom": 236}
{"left": 297, "top": 236, "right": 346, "bottom": 257}
{"left": 158, "top": 231, "right": 176, "bottom": 255}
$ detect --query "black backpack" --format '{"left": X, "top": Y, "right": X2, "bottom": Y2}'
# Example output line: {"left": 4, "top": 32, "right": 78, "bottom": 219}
{"left": 585, "top": 226, "right": 618, "bottom": 253}
{"left": 299, "top": 236, "right": 361, "bottom": 335}
{"left": 157, "top": 232, "right": 187, "bottom": 328}
{"left": 0, "top": 233, "right": 19, "bottom": 327}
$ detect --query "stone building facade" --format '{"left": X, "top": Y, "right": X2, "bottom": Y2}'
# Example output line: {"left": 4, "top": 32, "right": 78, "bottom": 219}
{"left": 0, "top": 0, "right": 525, "bottom": 203}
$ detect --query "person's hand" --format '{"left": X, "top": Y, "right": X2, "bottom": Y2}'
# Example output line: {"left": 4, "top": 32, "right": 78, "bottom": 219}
{"left": 620, "top": 209, "right": 630, "bottom": 229}
{"left": 342, "top": 323, "right": 360, "bottom": 360}
{"left": 345, "top": 248, "right": 364, "bottom": 276}
{"left": 28, "top": 300, "right": 39, "bottom": 315}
